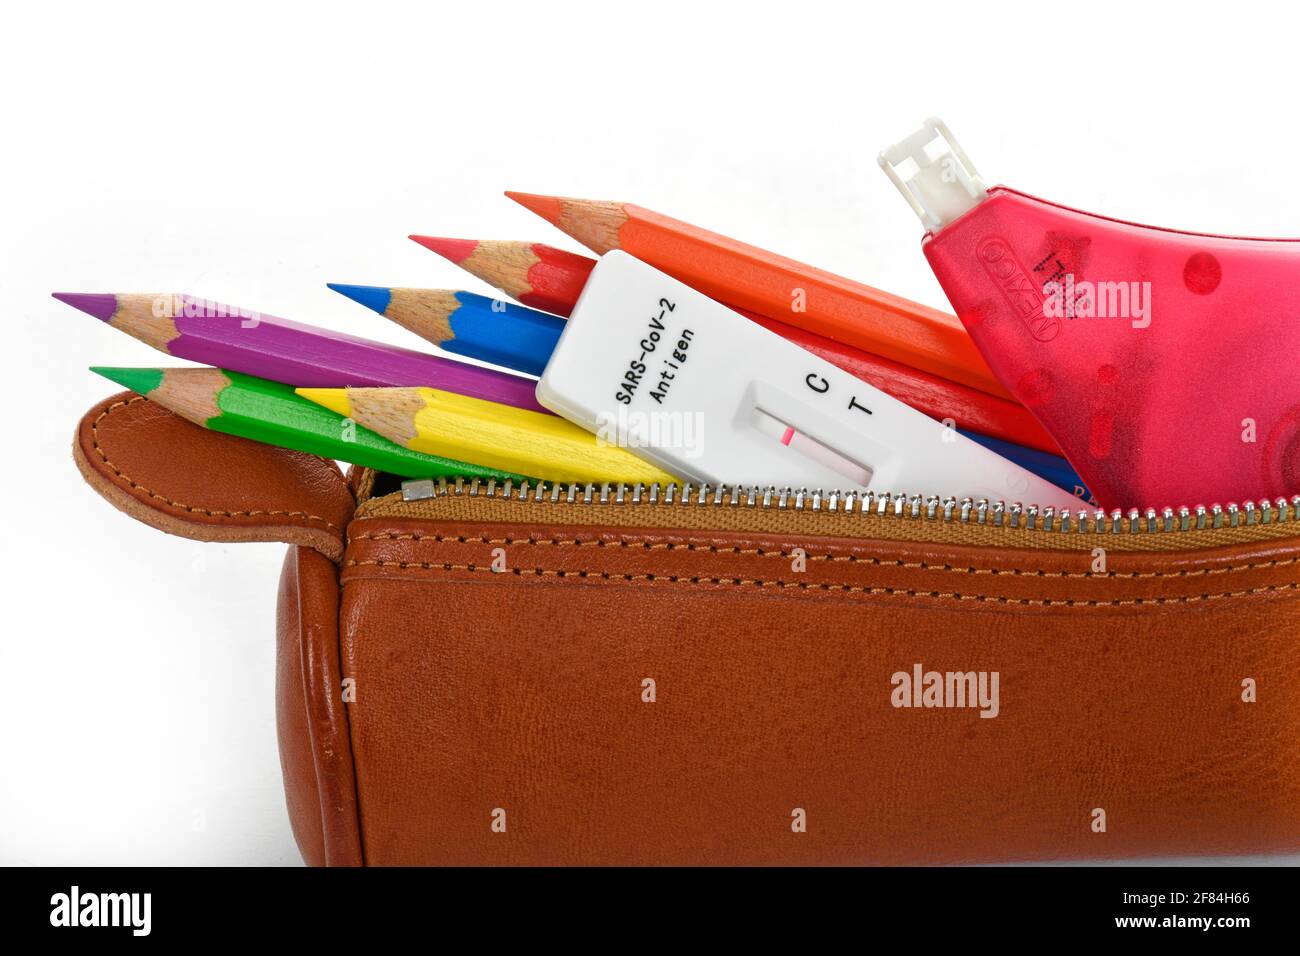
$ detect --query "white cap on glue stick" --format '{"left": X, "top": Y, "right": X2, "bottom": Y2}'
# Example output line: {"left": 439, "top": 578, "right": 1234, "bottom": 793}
{"left": 537, "top": 250, "right": 1080, "bottom": 509}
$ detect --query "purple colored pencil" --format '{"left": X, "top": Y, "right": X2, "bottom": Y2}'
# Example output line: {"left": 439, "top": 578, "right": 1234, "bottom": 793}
{"left": 52, "top": 291, "right": 546, "bottom": 414}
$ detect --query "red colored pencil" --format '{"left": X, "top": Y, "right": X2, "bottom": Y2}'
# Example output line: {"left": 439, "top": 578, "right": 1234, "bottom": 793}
{"left": 408, "top": 237, "right": 591, "bottom": 318}
{"left": 413, "top": 238, "right": 1061, "bottom": 454}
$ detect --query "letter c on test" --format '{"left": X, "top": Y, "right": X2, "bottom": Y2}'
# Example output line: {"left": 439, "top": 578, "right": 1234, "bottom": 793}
{"left": 805, "top": 374, "right": 829, "bottom": 394}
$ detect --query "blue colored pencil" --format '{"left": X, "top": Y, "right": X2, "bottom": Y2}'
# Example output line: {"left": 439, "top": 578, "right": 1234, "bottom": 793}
{"left": 960, "top": 430, "right": 1095, "bottom": 504}
{"left": 328, "top": 285, "right": 563, "bottom": 377}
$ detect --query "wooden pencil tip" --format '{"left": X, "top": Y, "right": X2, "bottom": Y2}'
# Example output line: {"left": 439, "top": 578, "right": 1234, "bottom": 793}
{"left": 409, "top": 235, "right": 478, "bottom": 264}
{"left": 90, "top": 366, "right": 163, "bottom": 395}
{"left": 504, "top": 191, "right": 564, "bottom": 226}
{"left": 327, "top": 283, "right": 393, "bottom": 315}
{"left": 296, "top": 387, "right": 353, "bottom": 418}
{"left": 53, "top": 292, "right": 118, "bottom": 321}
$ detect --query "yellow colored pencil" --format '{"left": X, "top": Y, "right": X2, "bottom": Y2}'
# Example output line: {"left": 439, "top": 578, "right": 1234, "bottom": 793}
{"left": 295, "top": 386, "right": 678, "bottom": 486}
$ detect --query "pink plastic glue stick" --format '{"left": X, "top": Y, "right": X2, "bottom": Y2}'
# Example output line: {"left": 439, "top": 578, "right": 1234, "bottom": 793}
{"left": 879, "top": 119, "right": 1300, "bottom": 511}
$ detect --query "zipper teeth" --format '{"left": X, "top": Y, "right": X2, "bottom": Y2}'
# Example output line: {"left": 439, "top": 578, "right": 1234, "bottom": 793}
{"left": 396, "top": 478, "right": 1300, "bottom": 536}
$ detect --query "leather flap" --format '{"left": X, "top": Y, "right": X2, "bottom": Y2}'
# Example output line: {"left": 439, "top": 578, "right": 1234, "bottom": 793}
{"left": 74, "top": 392, "right": 354, "bottom": 561}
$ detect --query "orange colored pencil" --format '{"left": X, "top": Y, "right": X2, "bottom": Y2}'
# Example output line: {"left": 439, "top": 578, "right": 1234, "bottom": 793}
{"left": 505, "top": 192, "right": 1012, "bottom": 401}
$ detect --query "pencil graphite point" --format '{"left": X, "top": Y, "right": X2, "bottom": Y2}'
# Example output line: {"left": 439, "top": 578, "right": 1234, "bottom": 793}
{"left": 327, "top": 283, "right": 393, "bottom": 316}
{"left": 409, "top": 236, "right": 478, "bottom": 264}
{"left": 295, "top": 387, "right": 352, "bottom": 418}
{"left": 505, "top": 193, "right": 626, "bottom": 255}
{"left": 503, "top": 192, "right": 565, "bottom": 227}
{"left": 53, "top": 292, "right": 118, "bottom": 322}
{"left": 90, "top": 366, "right": 163, "bottom": 395}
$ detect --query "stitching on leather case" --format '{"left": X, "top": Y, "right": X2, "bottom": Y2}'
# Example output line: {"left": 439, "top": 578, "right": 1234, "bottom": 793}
{"left": 91, "top": 396, "right": 342, "bottom": 533}
{"left": 349, "top": 531, "right": 1299, "bottom": 580}
{"left": 340, "top": 558, "right": 1300, "bottom": 606}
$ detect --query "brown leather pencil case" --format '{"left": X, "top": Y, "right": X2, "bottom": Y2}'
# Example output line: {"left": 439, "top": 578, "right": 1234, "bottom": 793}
{"left": 74, "top": 391, "right": 1300, "bottom": 865}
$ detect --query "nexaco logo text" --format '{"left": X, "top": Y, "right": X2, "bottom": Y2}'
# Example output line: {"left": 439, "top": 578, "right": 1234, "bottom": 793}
{"left": 50, "top": 886, "right": 151, "bottom": 936}
{"left": 976, "top": 237, "right": 1061, "bottom": 342}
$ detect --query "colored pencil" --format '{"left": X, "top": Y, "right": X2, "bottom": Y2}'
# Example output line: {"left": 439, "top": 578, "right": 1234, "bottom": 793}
{"left": 408, "top": 237, "right": 591, "bottom": 317}
{"left": 503, "top": 192, "right": 1013, "bottom": 401}
{"left": 412, "top": 238, "right": 1061, "bottom": 455}
{"left": 327, "top": 285, "right": 564, "bottom": 378}
{"left": 296, "top": 387, "right": 678, "bottom": 487}
{"left": 52, "top": 292, "right": 548, "bottom": 414}
{"left": 91, "top": 366, "right": 524, "bottom": 481}
{"left": 959, "top": 430, "right": 1095, "bottom": 505}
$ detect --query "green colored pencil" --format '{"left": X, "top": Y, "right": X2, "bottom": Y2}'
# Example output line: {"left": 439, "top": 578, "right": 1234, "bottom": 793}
{"left": 91, "top": 366, "right": 527, "bottom": 481}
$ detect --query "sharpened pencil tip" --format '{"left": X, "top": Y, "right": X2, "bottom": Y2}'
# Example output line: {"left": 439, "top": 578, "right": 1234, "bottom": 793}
{"left": 327, "top": 283, "right": 393, "bottom": 316}
{"left": 53, "top": 292, "right": 118, "bottom": 321}
{"left": 504, "top": 191, "right": 564, "bottom": 225}
{"left": 90, "top": 366, "right": 163, "bottom": 395}
{"left": 409, "top": 235, "right": 478, "bottom": 263}
{"left": 296, "top": 387, "right": 353, "bottom": 418}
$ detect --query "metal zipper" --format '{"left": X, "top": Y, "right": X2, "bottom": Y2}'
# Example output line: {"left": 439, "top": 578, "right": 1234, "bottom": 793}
{"left": 396, "top": 477, "right": 1300, "bottom": 537}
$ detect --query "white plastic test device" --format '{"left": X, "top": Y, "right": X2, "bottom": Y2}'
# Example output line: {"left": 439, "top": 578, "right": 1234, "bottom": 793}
{"left": 537, "top": 250, "right": 1081, "bottom": 508}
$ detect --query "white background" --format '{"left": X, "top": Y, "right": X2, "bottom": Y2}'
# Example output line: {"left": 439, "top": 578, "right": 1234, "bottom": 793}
{"left": 2, "top": 0, "right": 1297, "bottom": 865}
